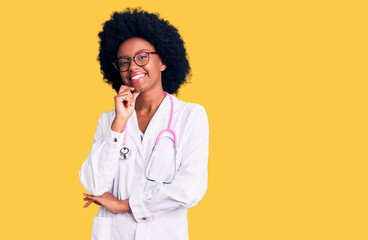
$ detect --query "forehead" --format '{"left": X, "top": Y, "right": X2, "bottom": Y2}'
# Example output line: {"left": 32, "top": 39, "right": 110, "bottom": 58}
{"left": 117, "top": 37, "right": 156, "bottom": 57}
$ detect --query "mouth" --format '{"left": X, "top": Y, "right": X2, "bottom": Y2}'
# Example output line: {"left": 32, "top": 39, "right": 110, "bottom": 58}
{"left": 129, "top": 73, "right": 146, "bottom": 83}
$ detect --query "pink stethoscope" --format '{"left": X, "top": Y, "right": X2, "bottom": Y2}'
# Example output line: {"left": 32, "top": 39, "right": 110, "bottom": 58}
{"left": 120, "top": 92, "right": 177, "bottom": 184}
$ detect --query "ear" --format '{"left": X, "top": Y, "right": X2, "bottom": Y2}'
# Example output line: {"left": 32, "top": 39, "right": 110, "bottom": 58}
{"left": 160, "top": 62, "right": 167, "bottom": 71}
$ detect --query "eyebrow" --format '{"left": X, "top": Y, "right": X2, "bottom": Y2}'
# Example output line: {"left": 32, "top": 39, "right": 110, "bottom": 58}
{"left": 118, "top": 49, "right": 150, "bottom": 59}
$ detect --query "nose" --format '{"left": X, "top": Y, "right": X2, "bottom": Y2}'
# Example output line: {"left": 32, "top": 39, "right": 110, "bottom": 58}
{"left": 128, "top": 57, "right": 140, "bottom": 71}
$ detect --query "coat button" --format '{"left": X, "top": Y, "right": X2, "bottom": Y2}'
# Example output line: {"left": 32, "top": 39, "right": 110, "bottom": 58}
{"left": 114, "top": 138, "right": 117, "bottom": 142}
{"left": 141, "top": 217, "right": 147, "bottom": 221}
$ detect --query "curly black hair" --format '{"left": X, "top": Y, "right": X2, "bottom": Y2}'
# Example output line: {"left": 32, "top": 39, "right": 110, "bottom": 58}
{"left": 97, "top": 8, "right": 191, "bottom": 94}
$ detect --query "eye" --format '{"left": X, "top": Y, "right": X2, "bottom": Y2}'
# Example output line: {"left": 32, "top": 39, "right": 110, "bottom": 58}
{"left": 138, "top": 55, "right": 148, "bottom": 60}
{"left": 119, "top": 60, "right": 129, "bottom": 66}
{"left": 135, "top": 52, "right": 149, "bottom": 61}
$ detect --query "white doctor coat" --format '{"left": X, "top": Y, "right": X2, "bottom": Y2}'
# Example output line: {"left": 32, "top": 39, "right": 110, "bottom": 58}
{"left": 79, "top": 94, "right": 209, "bottom": 240}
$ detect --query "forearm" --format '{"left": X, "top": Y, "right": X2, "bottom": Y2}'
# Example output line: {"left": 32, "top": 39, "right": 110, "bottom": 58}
{"left": 118, "top": 199, "right": 132, "bottom": 213}
{"left": 111, "top": 117, "right": 127, "bottom": 133}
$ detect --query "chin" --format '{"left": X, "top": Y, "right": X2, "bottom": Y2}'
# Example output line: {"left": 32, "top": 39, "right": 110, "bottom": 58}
{"left": 131, "top": 85, "right": 145, "bottom": 93}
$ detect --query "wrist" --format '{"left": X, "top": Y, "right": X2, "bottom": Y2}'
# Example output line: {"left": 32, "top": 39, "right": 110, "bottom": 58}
{"left": 118, "top": 199, "right": 131, "bottom": 213}
{"left": 111, "top": 117, "right": 127, "bottom": 133}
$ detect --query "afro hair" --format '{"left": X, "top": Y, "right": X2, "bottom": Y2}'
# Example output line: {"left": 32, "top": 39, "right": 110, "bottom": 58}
{"left": 97, "top": 8, "right": 191, "bottom": 94}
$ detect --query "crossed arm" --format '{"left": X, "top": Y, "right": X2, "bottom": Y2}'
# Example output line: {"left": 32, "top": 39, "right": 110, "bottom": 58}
{"left": 83, "top": 192, "right": 131, "bottom": 214}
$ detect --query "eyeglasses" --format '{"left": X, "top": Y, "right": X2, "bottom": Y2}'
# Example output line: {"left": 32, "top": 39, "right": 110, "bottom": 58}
{"left": 113, "top": 51, "right": 158, "bottom": 72}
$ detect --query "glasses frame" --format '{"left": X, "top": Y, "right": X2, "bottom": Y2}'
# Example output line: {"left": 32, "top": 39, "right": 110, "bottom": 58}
{"left": 112, "top": 51, "right": 158, "bottom": 72}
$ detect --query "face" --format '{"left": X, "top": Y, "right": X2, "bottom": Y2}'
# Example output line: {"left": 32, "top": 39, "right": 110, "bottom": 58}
{"left": 116, "top": 37, "right": 166, "bottom": 93}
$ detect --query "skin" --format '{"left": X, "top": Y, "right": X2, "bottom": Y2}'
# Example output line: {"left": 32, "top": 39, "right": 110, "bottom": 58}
{"left": 83, "top": 37, "right": 167, "bottom": 213}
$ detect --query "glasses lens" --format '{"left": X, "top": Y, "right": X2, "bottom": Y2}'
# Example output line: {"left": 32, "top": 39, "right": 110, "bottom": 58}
{"left": 135, "top": 52, "right": 149, "bottom": 66}
{"left": 117, "top": 58, "right": 130, "bottom": 72}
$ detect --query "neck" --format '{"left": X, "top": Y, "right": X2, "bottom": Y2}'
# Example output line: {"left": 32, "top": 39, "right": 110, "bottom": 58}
{"left": 135, "top": 90, "right": 166, "bottom": 113}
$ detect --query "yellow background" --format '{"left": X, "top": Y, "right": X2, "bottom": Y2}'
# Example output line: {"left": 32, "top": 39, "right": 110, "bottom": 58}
{"left": 0, "top": 0, "right": 367, "bottom": 239}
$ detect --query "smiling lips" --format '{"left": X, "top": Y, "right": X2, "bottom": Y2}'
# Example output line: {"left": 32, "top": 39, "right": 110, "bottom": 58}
{"left": 129, "top": 73, "right": 146, "bottom": 83}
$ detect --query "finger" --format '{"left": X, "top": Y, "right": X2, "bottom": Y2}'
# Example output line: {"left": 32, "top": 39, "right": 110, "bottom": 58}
{"left": 132, "top": 92, "right": 141, "bottom": 103}
{"left": 116, "top": 91, "right": 133, "bottom": 100}
{"left": 116, "top": 94, "right": 130, "bottom": 103}
{"left": 120, "top": 91, "right": 133, "bottom": 107}
{"left": 83, "top": 193, "right": 95, "bottom": 200}
{"left": 118, "top": 85, "right": 134, "bottom": 93}
{"left": 115, "top": 95, "right": 132, "bottom": 109}
{"left": 84, "top": 200, "right": 93, "bottom": 208}
{"left": 94, "top": 201, "right": 101, "bottom": 206}
{"left": 118, "top": 88, "right": 134, "bottom": 96}
{"left": 119, "top": 85, "right": 135, "bottom": 94}
{"left": 130, "top": 91, "right": 140, "bottom": 106}
{"left": 117, "top": 90, "right": 133, "bottom": 100}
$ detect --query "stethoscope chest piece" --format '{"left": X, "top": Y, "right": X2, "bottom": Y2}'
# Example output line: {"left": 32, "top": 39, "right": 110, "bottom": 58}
{"left": 120, "top": 147, "right": 131, "bottom": 159}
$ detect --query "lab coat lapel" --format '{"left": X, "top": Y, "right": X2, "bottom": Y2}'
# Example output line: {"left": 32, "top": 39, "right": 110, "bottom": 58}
{"left": 125, "top": 111, "right": 144, "bottom": 160}
{"left": 141, "top": 95, "right": 171, "bottom": 160}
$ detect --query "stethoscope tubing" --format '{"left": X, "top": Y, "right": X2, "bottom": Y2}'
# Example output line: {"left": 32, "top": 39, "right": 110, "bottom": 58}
{"left": 120, "top": 92, "right": 177, "bottom": 184}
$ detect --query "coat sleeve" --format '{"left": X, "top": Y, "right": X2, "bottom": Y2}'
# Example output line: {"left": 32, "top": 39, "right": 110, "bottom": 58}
{"left": 79, "top": 112, "right": 124, "bottom": 196}
{"left": 129, "top": 105, "right": 209, "bottom": 222}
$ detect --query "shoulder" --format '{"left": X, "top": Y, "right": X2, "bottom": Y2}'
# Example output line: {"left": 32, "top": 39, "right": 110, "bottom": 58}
{"left": 172, "top": 95, "right": 209, "bottom": 131}
{"left": 96, "top": 109, "right": 115, "bottom": 127}
{"left": 172, "top": 95, "right": 207, "bottom": 118}
{"left": 172, "top": 97, "right": 209, "bottom": 147}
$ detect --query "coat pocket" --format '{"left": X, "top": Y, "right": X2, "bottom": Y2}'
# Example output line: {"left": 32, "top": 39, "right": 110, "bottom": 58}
{"left": 91, "top": 216, "right": 114, "bottom": 240}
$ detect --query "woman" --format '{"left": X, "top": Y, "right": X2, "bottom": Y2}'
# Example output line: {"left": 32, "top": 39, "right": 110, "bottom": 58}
{"left": 79, "top": 8, "right": 209, "bottom": 240}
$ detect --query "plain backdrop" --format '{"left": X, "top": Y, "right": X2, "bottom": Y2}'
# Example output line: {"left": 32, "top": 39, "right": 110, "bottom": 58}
{"left": 0, "top": 0, "right": 367, "bottom": 239}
